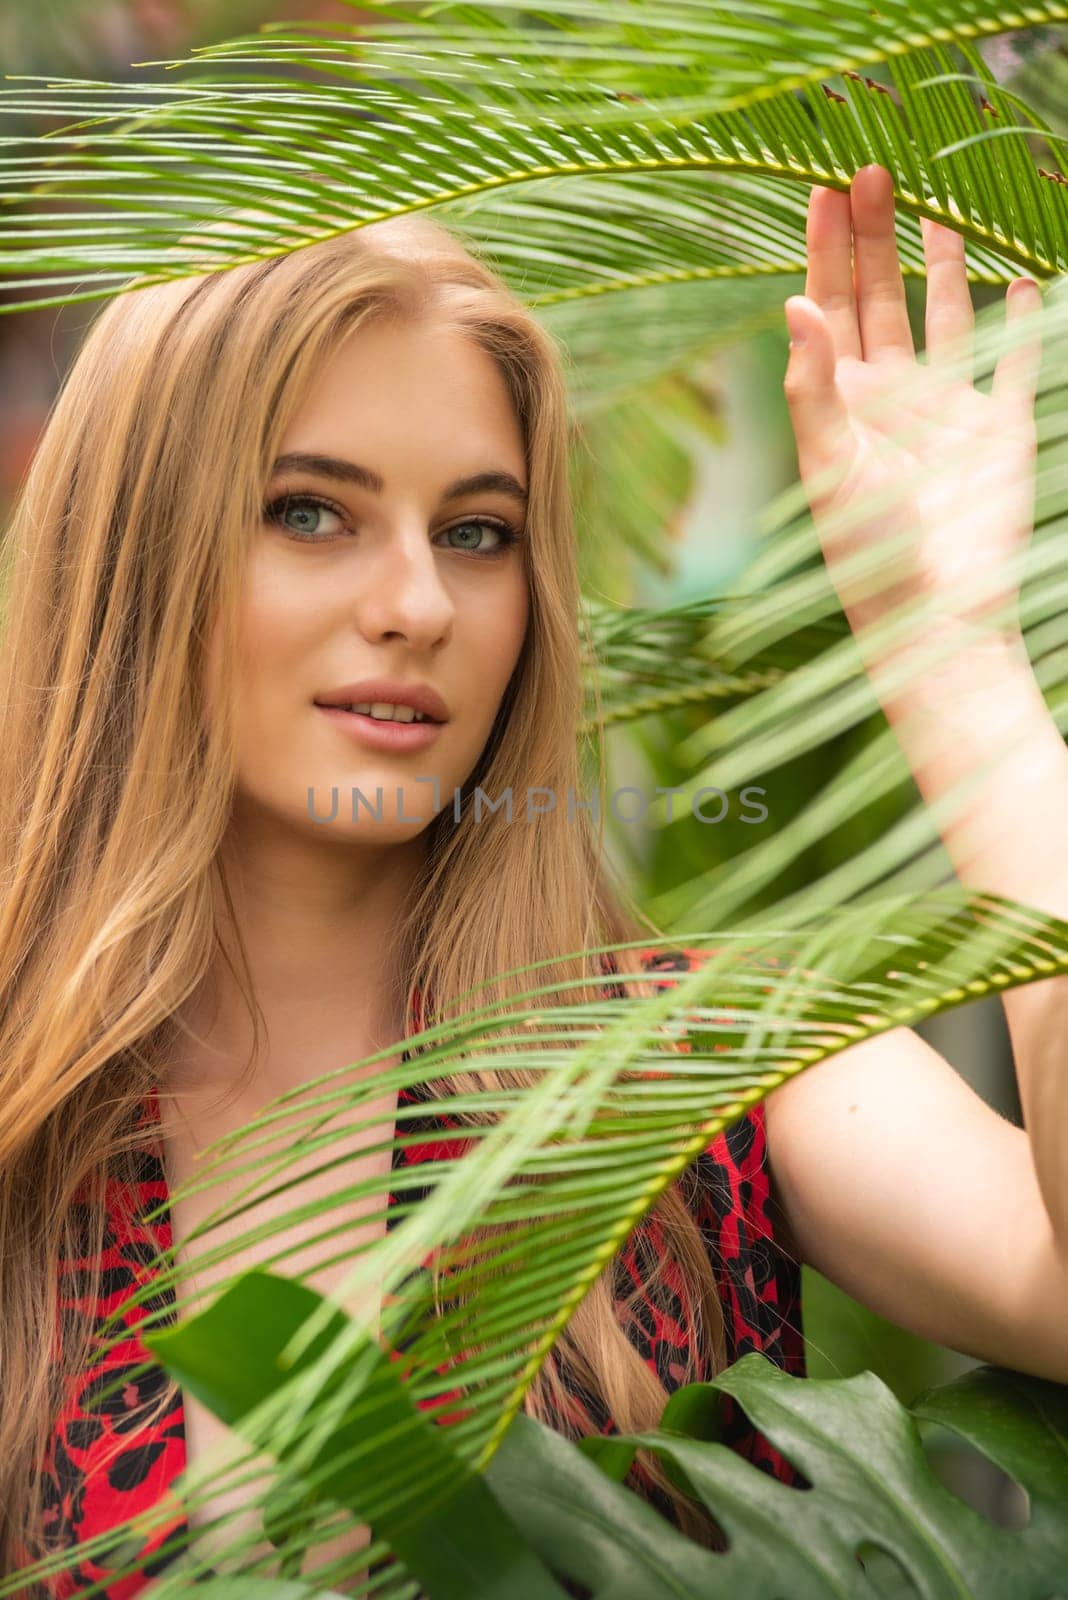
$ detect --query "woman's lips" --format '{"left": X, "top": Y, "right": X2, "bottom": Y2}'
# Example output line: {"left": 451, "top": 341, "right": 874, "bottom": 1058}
{"left": 315, "top": 704, "right": 445, "bottom": 752}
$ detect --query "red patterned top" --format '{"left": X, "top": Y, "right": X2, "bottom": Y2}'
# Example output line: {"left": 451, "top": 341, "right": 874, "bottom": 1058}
{"left": 37, "top": 945, "right": 806, "bottom": 1595}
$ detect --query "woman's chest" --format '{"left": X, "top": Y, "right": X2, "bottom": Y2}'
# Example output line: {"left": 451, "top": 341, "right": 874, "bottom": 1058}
{"left": 157, "top": 1081, "right": 402, "bottom": 1579}
{"left": 160, "top": 1082, "right": 401, "bottom": 1312}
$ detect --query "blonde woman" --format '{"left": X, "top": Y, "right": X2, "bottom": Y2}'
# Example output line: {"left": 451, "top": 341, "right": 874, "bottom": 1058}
{"left": 0, "top": 162, "right": 1062, "bottom": 1592}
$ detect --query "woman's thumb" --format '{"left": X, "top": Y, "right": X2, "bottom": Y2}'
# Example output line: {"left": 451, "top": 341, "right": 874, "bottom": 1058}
{"left": 782, "top": 295, "right": 851, "bottom": 480}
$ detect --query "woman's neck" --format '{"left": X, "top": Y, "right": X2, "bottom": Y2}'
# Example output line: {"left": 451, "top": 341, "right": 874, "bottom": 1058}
{"left": 168, "top": 814, "right": 426, "bottom": 1105}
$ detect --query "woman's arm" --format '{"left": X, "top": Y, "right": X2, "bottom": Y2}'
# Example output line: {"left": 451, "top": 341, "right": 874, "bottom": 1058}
{"left": 764, "top": 165, "right": 1068, "bottom": 1380}
{"left": 765, "top": 1020, "right": 1068, "bottom": 1385}
{"left": 875, "top": 638, "right": 1068, "bottom": 1252}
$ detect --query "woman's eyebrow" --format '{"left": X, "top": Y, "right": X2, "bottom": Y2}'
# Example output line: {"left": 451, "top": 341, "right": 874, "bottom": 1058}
{"left": 270, "top": 452, "right": 528, "bottom": 507}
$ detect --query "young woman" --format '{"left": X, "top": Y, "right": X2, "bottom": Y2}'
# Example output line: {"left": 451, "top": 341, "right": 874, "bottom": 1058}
{"left": 0, "top": 160, "right": 1063, "bottom": 1592}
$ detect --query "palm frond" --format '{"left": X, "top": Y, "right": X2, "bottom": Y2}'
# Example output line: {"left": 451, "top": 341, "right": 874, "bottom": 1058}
{"left": 582, "top": 592, "right": 854, "bottom": 728}
{"left": 152, "top": 0, "right": 1068, "bottom": 127}
{"left": 13, "top": 883, "right": 1068, "bottom": 1594}
{"left": 0, "top": 4, "right": 1066, "bottom": 319}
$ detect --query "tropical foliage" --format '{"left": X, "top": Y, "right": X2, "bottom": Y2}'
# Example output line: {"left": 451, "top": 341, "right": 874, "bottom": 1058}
{"left": 2, "top": 2, "right": 1068, "bottom": 1593}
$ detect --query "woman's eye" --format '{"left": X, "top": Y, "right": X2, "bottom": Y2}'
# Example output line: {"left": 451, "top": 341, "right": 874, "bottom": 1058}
{"left": 263, "top": 494, "right": 345, "bottom": 541}
{"left": 440, "top": 519, "right": 518, "bottom": 555}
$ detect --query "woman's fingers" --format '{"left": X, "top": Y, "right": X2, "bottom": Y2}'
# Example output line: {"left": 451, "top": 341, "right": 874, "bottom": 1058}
{"left": 992, "top": 277, "right": 1044, "bottom": 420}
{"left": 920, "top": 215, "right": 974, "bottom": 375}
{"left": 782, "top": 295, "right": 853, "bottom": 483}
{"left": 849, "top": 164, "right": 914, "bottom": 362}
{"left": 804, "top": 184, "right": 863, "bottom": 361}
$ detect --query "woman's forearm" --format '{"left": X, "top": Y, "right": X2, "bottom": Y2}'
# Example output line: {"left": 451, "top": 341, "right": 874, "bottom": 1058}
{"left": 877, "top": 635, "right": 1068, "bottom": 1250}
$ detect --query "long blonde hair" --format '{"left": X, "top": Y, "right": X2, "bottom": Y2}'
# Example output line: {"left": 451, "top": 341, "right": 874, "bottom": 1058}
{"left": 0, "top": 210, "right": 728, "bottom": 1573}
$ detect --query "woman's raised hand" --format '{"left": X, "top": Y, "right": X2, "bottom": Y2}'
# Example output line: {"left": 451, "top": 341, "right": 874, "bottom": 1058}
{"left": 782, "top": 164, "right": 1044, "bottom": 670}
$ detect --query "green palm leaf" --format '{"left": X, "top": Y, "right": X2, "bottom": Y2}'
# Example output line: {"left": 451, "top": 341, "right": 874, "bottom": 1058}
{"left": 582, "top": 592, "right": 848, "bottom": 728}
{"left": 11, "top": 883, "right": 1068, "bottom": 1594}
{"left": 1, "top": 4, "right": 1066, "bottom": 319}
{"left": 139, "top": 1, "right": 1065, "bottom": 126}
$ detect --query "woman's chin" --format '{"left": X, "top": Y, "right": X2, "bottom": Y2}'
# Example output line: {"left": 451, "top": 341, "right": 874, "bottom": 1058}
{"left": 304, "top": 775, "right": 444, "bottom": 833}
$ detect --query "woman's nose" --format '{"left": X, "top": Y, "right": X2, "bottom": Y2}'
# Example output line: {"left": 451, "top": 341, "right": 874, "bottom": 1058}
{"left": 352, "top": 531, "right": 454, "bottom": 650}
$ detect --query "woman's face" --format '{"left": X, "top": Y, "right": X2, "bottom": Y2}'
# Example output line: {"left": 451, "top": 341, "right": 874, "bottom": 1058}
{"left": 222, "top": 314, "right": 531, "bottom": 847}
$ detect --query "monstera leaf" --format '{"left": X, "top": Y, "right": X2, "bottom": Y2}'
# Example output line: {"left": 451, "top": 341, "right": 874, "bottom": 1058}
{"left": 484, "top": 1355, "right": 1068, "bottom": 1599}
